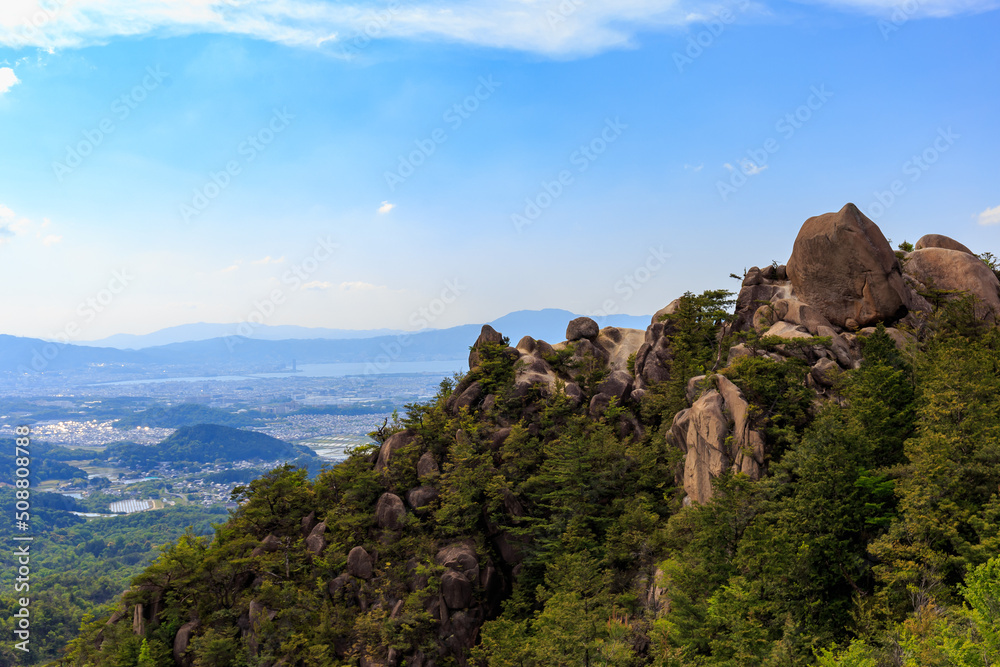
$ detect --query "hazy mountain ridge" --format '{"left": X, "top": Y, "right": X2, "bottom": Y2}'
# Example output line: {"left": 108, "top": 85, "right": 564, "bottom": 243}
{"left": 2, "top": 310, "right": 652, "bottom": 375}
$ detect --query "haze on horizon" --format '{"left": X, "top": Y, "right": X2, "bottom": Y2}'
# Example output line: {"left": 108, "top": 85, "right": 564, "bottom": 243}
{"left": 0, "top": 0, "right": 998, "bottom": 341}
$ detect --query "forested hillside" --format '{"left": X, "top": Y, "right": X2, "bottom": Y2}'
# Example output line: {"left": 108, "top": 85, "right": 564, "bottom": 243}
{"left": 46, "top": 207, "right": 1000, "bottom": 667}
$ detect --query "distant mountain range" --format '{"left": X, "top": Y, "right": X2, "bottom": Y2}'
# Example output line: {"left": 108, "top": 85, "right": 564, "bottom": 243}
{"left": 72, "top": 310, "right": 650, "bottom": 350}
{"left": 77, "top": 323, "right": 410, "bottom": 349}
{"left": 2, "top": 309, "right": 652, "bottom": 376}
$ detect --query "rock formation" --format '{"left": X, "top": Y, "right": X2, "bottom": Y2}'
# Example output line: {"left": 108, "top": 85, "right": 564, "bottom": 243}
{"left": 786, "top": 203, "right": 915, "bottom": 328}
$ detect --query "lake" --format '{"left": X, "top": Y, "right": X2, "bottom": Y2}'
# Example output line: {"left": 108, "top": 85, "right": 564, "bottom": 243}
{"left": 91, "top": 360, "right": 468, "bottom": 386}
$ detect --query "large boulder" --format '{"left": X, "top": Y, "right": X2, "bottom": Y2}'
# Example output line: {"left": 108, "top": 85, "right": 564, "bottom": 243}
{"left": 375, "top": 430, "right": 418, "bottom": 472}
{"left": 305, "top": 521, "right": 327, "bottom": 555}
{"left": 588, "top": 369, "right": 634, "bottom": 417}
{"left": 903, "top": 247, "right": 1000, "bottom": 320}
{"left": 347, "top": 546, "right": 373, "bottom": 580}
{"left": 251, "top": 533, "right": 282, "bottom": 557}
{"left": 417, "top": 452, "right": 439, "bottom": 479}
{"left": 452, "top": 380, "right": 483, "bottom": 411}
{"left": 436, "top": 542, "right": 479, "bottom": 582}
{"left": 376, "top": 493, "right": 406, "bottom": 530}
{"left": 468, "top": 325, "right": 506, "bottom": 368}
{"left": 441, "top": 570, "right": 473, "bottom": 609}
{"left": 914, "top": 233, "right": 974, "bottom": 256}
{"left": 786, "top": 203, "right": 912, "bottom": 327}
{"left": 566, "top": 316, "right": 599, "bottom": 341}
{"left": 405, "top": 486, "right": 439, "bottom": 514}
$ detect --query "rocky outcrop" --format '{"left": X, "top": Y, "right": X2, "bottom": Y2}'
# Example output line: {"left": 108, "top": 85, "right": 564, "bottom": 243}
{"left": 566, "top": 316, "right": 599, "bottom": 341}
{"left": 305, "top": 521, "right": 327, "bottom": 554}
{"left": 376, "top": 493, "right": 406, "bottom": 530}
{"left": 173, "top": 620, "right": 198, "bottom": 667}
{"left": 786, "top": 203, "right": 913, "bottom": 327}
{"left": 452, "top": 381, "right": 483, "bottom": 411}
{"left": 630, "top": 299, "right": 681, "bottom": 400}
{"left": 405, "top": 486, "right": 438, "bottom": 514}
{"left": 436, "top": 542, "right": 480, "bottom": 582}
{"left": 914, "top": 233, "right": 974, "bottom": 256}
{"left": 132, "top": 603, "right": 144, "bottom": 636}
{"left": 903, "top": 247, "right": 1000, "bottom": 320}
{"left": 594, "top": 326, "right": 645, "bottom": 372}
{"left": 251, "top": 533, "right": 282, "bottom": 557}
{"left": 347, "top": 546, "right": 374, "bottom": 580}
{"left": 506, "top": 322, "right": 641, "bottom": 409}
{"left": 468, "top": 324, "right": 506, "bottom": 368}
{"left": 375, "top": 431, "right": 418, "bottom": 472}
{"left": 589, "top": 369, "right": 634, "bottom": 416}
{"left": 441, "top": 571, "right": 474, "bottom": 609}
{"left": 667, "top": 375, "right": 767, "bottom": 504}
{"left": 417, "top": 452, "right": 439, "bottom": 479}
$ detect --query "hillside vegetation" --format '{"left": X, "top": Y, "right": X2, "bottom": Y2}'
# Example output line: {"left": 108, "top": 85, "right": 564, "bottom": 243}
{"left": 96, "top": 424, "right": 316, "bottom": 468}
{"left": 45, "top": 209, "right": 1000, "bottom": 667}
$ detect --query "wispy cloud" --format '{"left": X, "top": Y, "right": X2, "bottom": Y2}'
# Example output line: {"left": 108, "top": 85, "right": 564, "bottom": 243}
{"left": 977, "top": 204, "right": 1000, "bottom": 226}
{"left": 0, "top": 204, "right": 59, "bottom": 246}
{"left": 301, "top": 280, "right": 333, "bottom": 290}
{"left": 724, "top": 160, "right": 768, "bottom": 176}
{"left": 378, "top": 200, "right": 395, "bottom": 214}
{"left": 789, "top": 0, "right": 1000, "bottom": 17}
{"left": 684, "top": 163, "right": 704, "bottom": 172}
{"left": 252, "top": 255, "right": 285, "bottom": 265}
{"left": 0, "top": 0, "right": 735, "bottom": 57}
{"left": 0, "top": 66, "right": 18, "bottom": 94}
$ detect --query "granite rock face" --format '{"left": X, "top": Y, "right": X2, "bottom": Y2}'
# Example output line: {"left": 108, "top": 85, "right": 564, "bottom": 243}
{"left": 786, "top": 203, "right": 912, "bottom": 327}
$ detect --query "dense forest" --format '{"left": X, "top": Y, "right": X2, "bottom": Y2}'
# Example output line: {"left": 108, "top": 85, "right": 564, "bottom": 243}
{"left": 96, "top": 425, "right": 317, "bottom": 468}
{"left": 0, "top": 504, "right": 226, "bottom": 665}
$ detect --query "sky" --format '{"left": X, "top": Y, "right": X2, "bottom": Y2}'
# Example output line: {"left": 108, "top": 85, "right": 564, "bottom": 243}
{"left": 0, "top": 0, "right": 998, "bottom": 341}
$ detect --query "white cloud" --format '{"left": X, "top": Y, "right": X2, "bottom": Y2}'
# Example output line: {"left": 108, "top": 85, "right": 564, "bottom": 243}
{"left": 725, "top": 160, "right": 767, "bottom": 176}
{"left": 684, "top": 163, "right": 704, "bottom": 172}
{"left": 0, "top": 203, "right": 52, "bottom": 245}
{"left": 338, "top": 281, "right": 385, "bottom": 291}
{"left": 977, "top": 204, "right": 1000, "bottom": 226}
{"left": 0, "top": 66, "right": 18, "bottom": 94}
{"left": 41, "top": 234, "right": 61, "bottom": 246}
{"left": 252, "top": 255, "right": 285, "bottom": 264}
{"left": 301, "top": 280, "right": 333, "bottom": 290}
{"left": 0, "top": 0, "right": 731, "bottom": 57}
{"left": 378, "top": 200, "right": 396, "bottom": 214}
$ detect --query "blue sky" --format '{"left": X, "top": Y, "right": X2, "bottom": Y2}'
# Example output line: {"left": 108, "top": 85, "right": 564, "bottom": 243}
{"left": 0, "top": 0, "right": 998, "bottom": 341}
